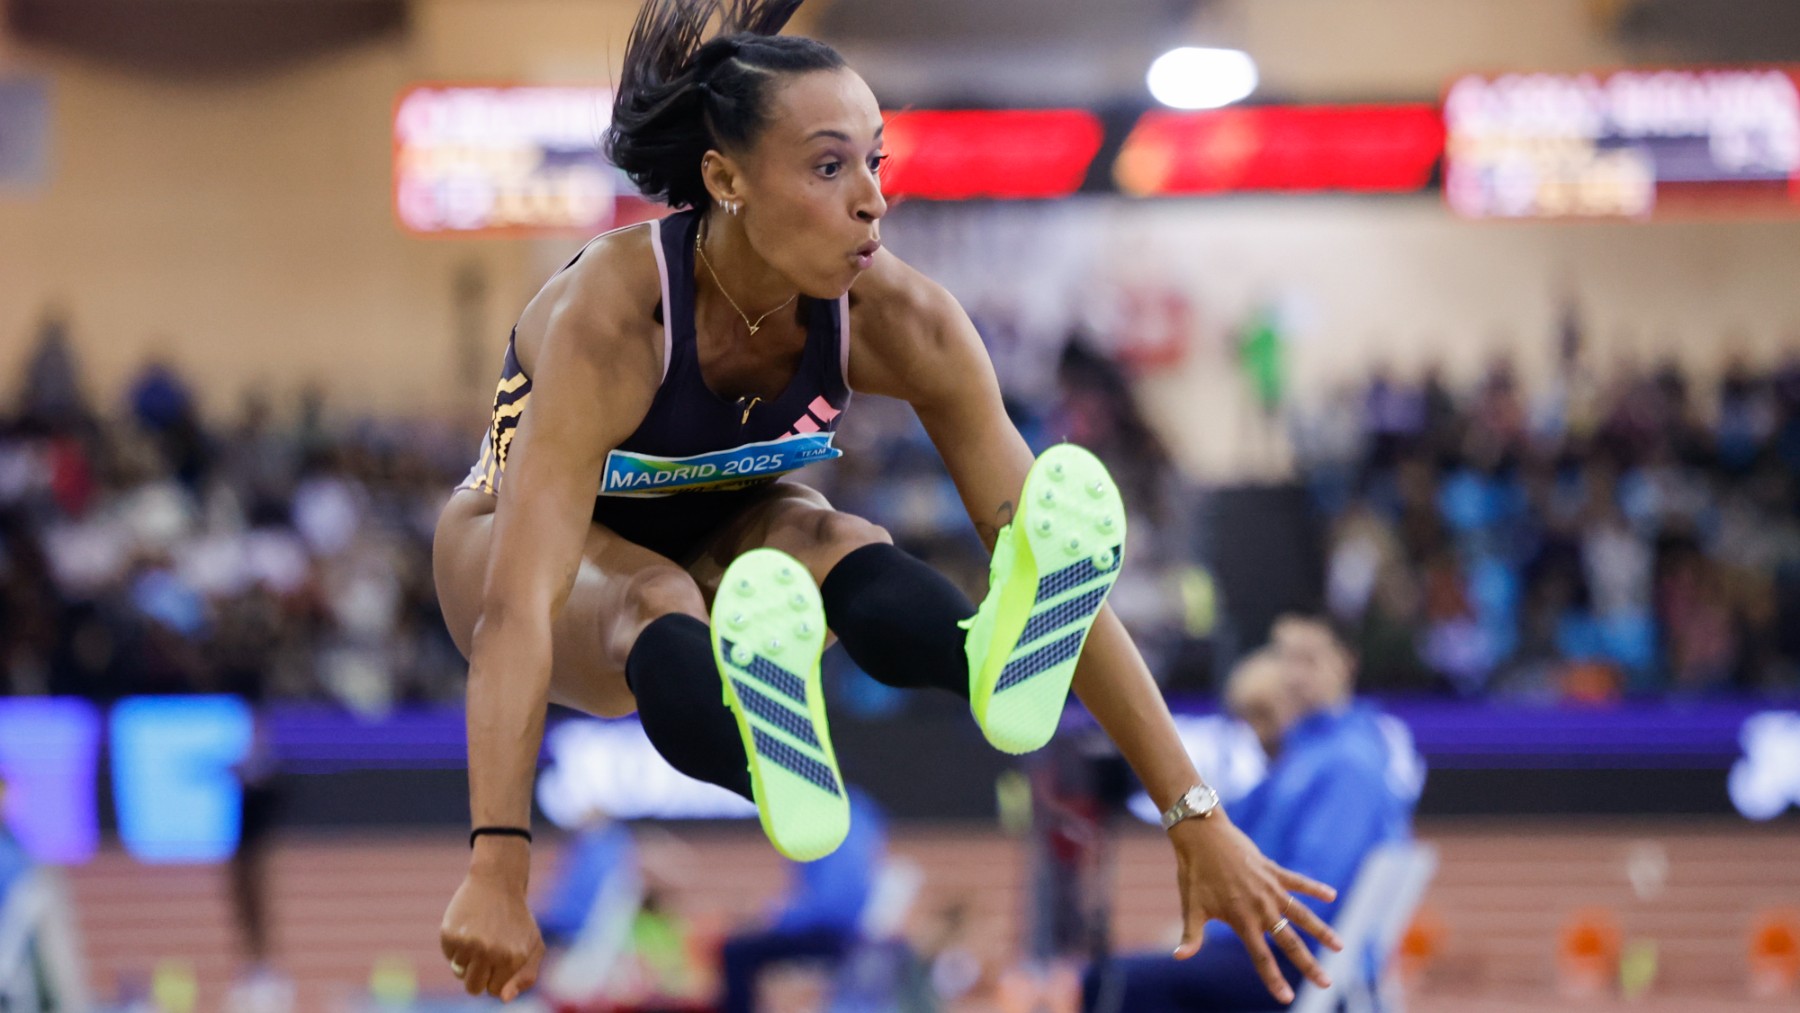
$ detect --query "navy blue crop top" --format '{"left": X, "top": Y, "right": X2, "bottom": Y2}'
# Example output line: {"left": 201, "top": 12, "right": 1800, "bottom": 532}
{"left": 460, "top": 209, "right": 854, "bottom": 536}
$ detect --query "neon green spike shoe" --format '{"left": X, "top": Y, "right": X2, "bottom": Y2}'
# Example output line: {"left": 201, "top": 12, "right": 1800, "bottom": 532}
{"left": 962, "top": 444, "right": 1127, "bottom": 755}
{"left": 711, "top": 548, "right": 849, "bottom": 862}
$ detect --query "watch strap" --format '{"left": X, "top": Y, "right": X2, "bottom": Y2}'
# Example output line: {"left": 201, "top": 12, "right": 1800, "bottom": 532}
{"left": 1160, "top": 783, "right": 1220, "bottom": 829}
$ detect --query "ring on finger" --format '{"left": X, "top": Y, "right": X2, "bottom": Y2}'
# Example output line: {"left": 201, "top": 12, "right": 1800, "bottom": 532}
{"left": 1268, "top": 917, "right": 1291, "bottom": 937}
{"left": 1281, "top": 894, "right": 1294, "bottom": 917}
{"left": 450, "top": 960, "right": 467, "bottom": 979}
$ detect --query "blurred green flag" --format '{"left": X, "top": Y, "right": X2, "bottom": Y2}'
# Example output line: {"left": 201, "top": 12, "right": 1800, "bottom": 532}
{"left": 1240, "top": 306, "right": 1285, "bottom": 413}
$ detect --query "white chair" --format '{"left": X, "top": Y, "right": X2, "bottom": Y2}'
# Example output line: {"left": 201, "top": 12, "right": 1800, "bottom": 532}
{"left": 823, "top": 858, "right": 933, "bottom": 1013}
{"left": 0, "top": 868, "right": 92, "bottom": 1013}
{"left": 858, "top": 857, "right": 924, "bottom": 941}
{"left": 540, "top": 863, "right": 647, "bottom": 1003}
{"left": 1290, "top": 841, "right": 1438, "bottom": 1013}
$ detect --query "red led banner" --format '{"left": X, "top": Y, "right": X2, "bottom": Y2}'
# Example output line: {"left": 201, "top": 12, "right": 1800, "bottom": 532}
{"left": 880, "top": 109, "right": 1104, "bottom": 200}
{"left": 1115, "top": 105, "right": 1445, "bottom": 196}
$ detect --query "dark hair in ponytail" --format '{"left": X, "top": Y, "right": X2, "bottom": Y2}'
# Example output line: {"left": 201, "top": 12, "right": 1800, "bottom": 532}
{"left": 606, "top": 0, "right": 846, "bottom": 209}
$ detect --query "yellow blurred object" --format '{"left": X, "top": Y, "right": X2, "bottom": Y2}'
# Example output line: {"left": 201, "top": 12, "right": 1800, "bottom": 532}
{"left": 151, "top": 959, "right": 198, "bottom": 1013}
{"left": 1619, "top": 938, "right": 1658, "bottom": 1000}
{"left": 1178, "top": 566, "right": 1217, "bottom": 638}
{"left": 369, "top": 954, "right": 418, "bottom": 1006}
{"left": 996, "top": 770, "right": 1032, "bottom": 836}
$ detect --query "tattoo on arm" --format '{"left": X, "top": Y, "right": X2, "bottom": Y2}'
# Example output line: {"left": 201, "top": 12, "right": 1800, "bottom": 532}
{"left": 975, "top": 499, "right": 1016, "bottom": 551}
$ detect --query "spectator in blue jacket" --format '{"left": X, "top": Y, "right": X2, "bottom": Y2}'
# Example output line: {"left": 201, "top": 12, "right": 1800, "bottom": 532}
{"left": 1083, "top": 637, "right": 1418, "bottom": 1013}
{"left": 1274, "top": 614, "right": 1426, "bottom": 810}
{"left": 0, "top": 774, "right": 30, "bottom": 901}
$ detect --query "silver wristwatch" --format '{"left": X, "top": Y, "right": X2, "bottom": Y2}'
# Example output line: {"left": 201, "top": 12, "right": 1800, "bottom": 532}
{"left": 1160, "top": 782, "right": 1221, "bottom": 829}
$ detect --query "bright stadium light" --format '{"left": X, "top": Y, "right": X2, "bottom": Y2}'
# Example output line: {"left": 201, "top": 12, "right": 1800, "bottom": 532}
{"left": 1147, "top": 47, "right": 1259, "bottom": 110}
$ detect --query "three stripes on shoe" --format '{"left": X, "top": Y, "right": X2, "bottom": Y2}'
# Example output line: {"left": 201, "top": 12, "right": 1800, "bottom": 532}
{"left": 993, "top": 551, "right": 1122, "bottom": 695}
{"left": 718, "top": 638, "right": 842, "bottom": 798}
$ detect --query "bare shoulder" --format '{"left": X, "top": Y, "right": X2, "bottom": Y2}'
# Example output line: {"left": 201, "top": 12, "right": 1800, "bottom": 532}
{"left": 847, "top": 249, "right": 960, "bottom": 346}
{"left": 513, "top": 221, "right": 664, "bottom": 382}
{"left": 845, "top": 250, "right": 976, "bottom": 400}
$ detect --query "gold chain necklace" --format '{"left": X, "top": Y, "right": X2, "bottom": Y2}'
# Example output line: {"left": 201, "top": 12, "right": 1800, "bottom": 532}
{"left": 695, "top": 230, "right": 797, "bottom": 336}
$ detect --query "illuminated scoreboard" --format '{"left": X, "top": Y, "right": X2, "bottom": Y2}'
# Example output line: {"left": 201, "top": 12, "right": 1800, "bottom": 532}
{"left": 393, "top": 84, "right": 616, "bottom": 235}
{"left": 1444, "top": 68, "right": 1800, "bottom": 219}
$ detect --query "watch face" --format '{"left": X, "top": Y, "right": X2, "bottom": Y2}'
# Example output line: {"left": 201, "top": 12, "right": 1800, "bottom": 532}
{"left": 1165, "top": 785, "right": 1216, "bottom": 826}
{"left": 1186, "top": 785, "right": 1214, "bottom": 814}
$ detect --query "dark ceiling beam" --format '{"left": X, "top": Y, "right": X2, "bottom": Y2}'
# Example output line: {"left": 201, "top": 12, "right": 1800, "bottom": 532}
{"left": 4, "top": 0, "right": 408, "bottom": 77}
{"left": 1614, "top": 0, "right": 1800, "bottom": 63}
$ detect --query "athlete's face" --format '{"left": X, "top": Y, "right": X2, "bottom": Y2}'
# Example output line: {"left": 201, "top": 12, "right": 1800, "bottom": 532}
{"left": 734, "top": 67, "right": 887, "bottom": 298}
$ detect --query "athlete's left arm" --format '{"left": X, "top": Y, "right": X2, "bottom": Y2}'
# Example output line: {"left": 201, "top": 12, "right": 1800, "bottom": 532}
{"left": 849, "top": 255, "right": 1209, "bottom": 810}
{"left": 850, "top": 254, "right": 1340, "bottom": 1001}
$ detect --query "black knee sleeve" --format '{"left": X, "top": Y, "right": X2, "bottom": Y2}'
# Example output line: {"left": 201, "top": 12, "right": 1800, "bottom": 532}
{"left": 625, "top": 613, "right": 752, "bottom": 800}
{"left": 820, "top": 543, "right": 975, "bottom": 698}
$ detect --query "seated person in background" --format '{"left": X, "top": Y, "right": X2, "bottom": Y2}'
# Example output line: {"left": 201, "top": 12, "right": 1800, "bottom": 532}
{"left": 1273, "top": 614, "right": 1427, "bottom": 811}
{"left": 1083, "top": 633, "right": 1419, "bottom": 1013}
{"left": 720, "top": 787, "right": 887, "bottom": 1013}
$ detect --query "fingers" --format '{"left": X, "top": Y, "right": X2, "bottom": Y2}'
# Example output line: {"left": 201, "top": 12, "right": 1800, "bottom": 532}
{"left": 1173, "top": 878, "right": 1207, "bottom": 959}
{"left": 441, "top": 939, "right": 477, "bottom": 994}
{"left": 1270, "top": 919, "right": 1332, "bottom": 992}
{"left": 472, "top": 948, "right": 535, "bottom": 999}
{"left": 1173, "top": 920, "right": 1206, "bottom": 960}
{"left": 1240, "top": 931, "right": 1296, "bottom": 1006}
{"left": 1274, "top": 866, "right": 1338, "bottom": 905}
{"left": 1285, "top": 898, "right": 1343, "bottom": 952}
{"left": 441, "top": 923, "right": 479, "bottom": 992}
{"left": 441, "top": 927, "right": 537, "bottom": 1000}
{"left": 1173, "top": 867, "right": 1202, "bottom": 964}
{"left": 461, "top": 953, "right": 495, "bottom": 997}
{"left": 500, "top": 939, "right": 546, "bottom": 1002}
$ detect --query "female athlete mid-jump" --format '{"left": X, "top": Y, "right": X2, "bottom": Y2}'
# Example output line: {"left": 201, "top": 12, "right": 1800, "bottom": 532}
{"left": 433, "top": 0, "right": 1342, "bottom": 1002}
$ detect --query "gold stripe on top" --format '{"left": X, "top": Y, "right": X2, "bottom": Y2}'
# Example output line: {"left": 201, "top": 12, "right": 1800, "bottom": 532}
{"left": 482, "top": 415, "right": 502, "bottom": 490}
{"left": 495, "top": 422, "right": 520, "bottom": 468}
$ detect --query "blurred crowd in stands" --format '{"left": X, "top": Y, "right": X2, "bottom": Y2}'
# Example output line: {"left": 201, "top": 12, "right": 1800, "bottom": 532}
{"left": 4, "top": 311, "right": 1798, "bottom": 708}
{"left": 0, "top": 317, "right": 1194, "bottom": 713}
{"left": 1296, "top": 347, "right": 1800, "bottom": 698}
{"left": 0, "top": 319, "right": 470, "bottom": 710}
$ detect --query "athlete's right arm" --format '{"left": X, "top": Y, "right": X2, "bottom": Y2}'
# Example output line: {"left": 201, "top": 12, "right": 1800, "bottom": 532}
{"left": 441, "top": 235, "right": 661, "bottom": 1003}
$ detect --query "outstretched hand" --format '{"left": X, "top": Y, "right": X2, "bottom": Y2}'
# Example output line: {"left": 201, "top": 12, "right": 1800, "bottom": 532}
{"left": 1167, "top": 812, "right": 1343, "bottom": 1005}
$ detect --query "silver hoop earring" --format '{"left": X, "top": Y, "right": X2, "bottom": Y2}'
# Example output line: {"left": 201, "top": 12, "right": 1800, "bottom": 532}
{"left": 729, "top": 201, "right": 741, "bottom": 215}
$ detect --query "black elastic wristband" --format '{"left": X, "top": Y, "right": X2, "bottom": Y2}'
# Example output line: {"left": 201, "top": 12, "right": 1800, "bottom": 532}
{"left": 469, "top": 825, "right": 532, "bottom": 848}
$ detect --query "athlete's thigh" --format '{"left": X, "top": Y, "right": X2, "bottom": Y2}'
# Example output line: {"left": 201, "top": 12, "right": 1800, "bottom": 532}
{"left": 433, "top": 488, "right": 700, "bottom": 718}
{"left": 683, "top": 482, "right": 830, "bottom": 600}
{"left": 684, "top": 480, "right": 890, "bottom": 597}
